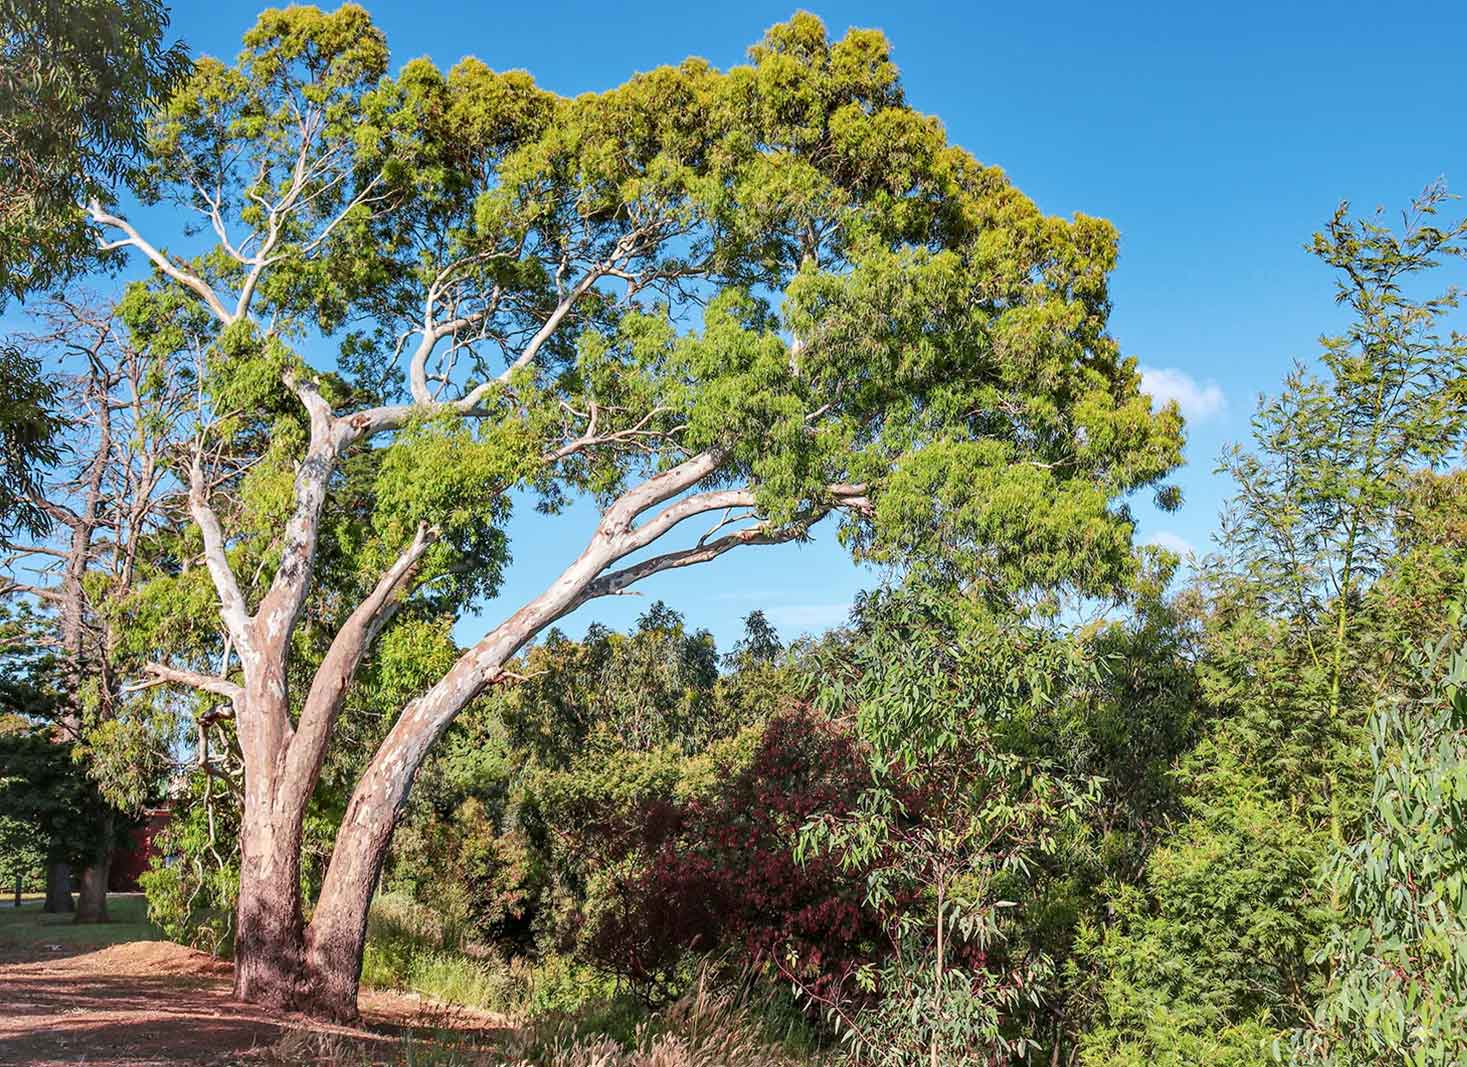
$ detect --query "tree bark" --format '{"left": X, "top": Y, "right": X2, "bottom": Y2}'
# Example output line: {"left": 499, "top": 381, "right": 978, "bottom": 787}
{"left": 43, "top": 848, "right": 73, "bottom": 914}
{"left": 231, "top": 800, "right": 308, "bottom": 1009}
{"left": 74, "top": 814, "right": 113, "bottom": 924}
{"left": 74, "top": 859, "right": 111, "bottom": 923}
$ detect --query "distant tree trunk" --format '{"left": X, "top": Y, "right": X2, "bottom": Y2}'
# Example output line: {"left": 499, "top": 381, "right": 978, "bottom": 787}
{"left": 74, "top": 814, "right": 113, "bottom": 923}
{"left": 43, "top": 847, "right": 73, "bottom": 914}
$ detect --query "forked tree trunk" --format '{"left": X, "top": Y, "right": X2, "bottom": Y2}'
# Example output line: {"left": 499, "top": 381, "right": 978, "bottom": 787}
{"left": 290, "top": 480, "right": 718, "bottom": 1020}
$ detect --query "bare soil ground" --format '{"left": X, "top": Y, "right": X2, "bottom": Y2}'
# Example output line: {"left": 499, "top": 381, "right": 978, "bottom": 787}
{"left": 0, "top": 900, "right": 509, "bottom": 1067}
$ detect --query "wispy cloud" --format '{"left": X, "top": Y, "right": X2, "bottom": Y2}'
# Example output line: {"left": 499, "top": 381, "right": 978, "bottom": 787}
{"left": 1140, "top": 366, "right": 1226, "bottom": 422}
{"left": 1144, "top": 530, "right": 1198, "bottom": 559}
{"left": 766, "top": 602, "right": 852, "bottom": 632}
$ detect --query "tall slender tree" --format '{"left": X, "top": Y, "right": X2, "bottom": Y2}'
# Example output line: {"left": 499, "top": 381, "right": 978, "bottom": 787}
{"left": 1220, "top": 182, "right": 1467, "bottom": 848}
{"left": 0, "top": 295, "right": 190, "bottom": 919}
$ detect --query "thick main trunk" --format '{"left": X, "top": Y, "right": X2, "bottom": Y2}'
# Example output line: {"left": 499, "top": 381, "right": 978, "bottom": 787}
{"left": 231, "top": 795, "right": 308, "bottom": 1009}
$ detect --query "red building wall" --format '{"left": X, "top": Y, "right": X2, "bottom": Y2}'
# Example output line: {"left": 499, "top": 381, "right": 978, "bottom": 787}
{"left": 109, "top": 807, "right": 171, "bottom": 892}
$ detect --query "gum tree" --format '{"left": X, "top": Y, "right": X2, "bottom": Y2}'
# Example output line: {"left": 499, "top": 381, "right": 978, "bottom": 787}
{"left": 1220, "top": 184, "right": 1467, "bottom": 848}
{"left": 94, "top": 6, "right": 1183, "bottom": 1020}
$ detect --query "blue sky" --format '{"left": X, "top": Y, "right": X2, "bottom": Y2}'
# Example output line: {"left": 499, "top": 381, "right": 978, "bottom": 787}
{"left": 100, "top": 0, "right": 1467, "bottom": 649}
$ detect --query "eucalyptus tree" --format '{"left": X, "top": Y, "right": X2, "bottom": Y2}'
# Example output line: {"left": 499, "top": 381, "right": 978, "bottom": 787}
{"left": 95, "top": 6, "right": 1183, "bottom": 1019}
{"left": 1219, "top": 183, "right": 1467, "bottom": 847}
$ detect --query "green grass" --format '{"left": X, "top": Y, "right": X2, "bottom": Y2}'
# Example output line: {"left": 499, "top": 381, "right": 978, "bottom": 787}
{"left": 0, "top": 892, "right": 162, "bottom": 950}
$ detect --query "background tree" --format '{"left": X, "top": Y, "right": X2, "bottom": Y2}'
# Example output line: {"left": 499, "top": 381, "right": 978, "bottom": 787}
{"left": 1290, "top": 619, "right": 1467, "bottom": 1065}
{"left": 795, "top": 590, "right": 1101, "bottom": 1067}
{"left": 1079, "top": 187, "right": 1467, "bottom": 1066}
{"left": 0, "top": 345, "right": 64, "bottom": 541}
{"left": 0, "top": 294, "right": 190, "bottom": 919}
{"left": 1220, "top": 181, "right": 1467, "bottom": 846}
{"left": 0, "top": 0, "right": 189, "bottom": 301}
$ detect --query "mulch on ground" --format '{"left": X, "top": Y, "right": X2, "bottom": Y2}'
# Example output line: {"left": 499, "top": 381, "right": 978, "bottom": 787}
{"left": 0, "top": 937, "right": 509, "bottom": 1066}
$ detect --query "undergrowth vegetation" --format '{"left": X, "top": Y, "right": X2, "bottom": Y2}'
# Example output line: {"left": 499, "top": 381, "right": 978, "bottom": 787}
{"left": 2, "top": 3, "right": 1466, "bottom": 1063}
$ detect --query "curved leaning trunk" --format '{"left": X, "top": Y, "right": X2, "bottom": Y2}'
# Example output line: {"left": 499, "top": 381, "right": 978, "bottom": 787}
{"left": 301, "top": 598, "right": 585, "bottom": 1020}
{"left": 293, "top": 458, "right": 736, "bottom": 1021}
{"left": 217, "top": 451, "right": 745, "bottom": 1021}
{"left": 301, "top": 661, "right": 491, "bottom": 1021}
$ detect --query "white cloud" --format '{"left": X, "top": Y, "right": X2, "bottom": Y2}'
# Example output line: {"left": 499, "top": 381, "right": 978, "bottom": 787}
{"left": 766, "top": 602, "right": 852, "bottom": 632}
{"left": 1140, "top": 366, "right": 1226, "bottom": 422}
{"left": 1144, "top": 530, "right": 1197, "bottom": 559}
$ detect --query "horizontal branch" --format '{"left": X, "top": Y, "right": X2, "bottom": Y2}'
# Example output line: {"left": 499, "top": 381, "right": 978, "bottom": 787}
{"left": 581, "top": 523, "right": 791, "bottom": 601}
{"left": 139, "top": 663, "right": 244, "bottom": 702}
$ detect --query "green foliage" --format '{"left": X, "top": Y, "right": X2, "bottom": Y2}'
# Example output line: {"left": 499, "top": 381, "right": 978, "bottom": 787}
{"left": 0, "top": 728, "right": 114, "bottom": 872}
{"left": 1219, "top": 182, "right": 1467, "bottom": 843}
{"left": 0, "top": 345, "right": 64, "bottom": 539}
{"left": 139, "top": 770, "right": 241, "bottom": 954}
{"left": 797, "top": 590, "right": 1101, "bottom": 1065}
{"left": 53, "top": 8, "right": 1467, "bottom": 1062}
{"left": 0, "top": 0, "right": 189, "bottom": 301}
{"left": 1078, "top": 751, "right": 1325, "bottom": 1066}
{"left": 1291, "top": 625, "right": 1467, "bottom": 1065}
{"left": 1079, "top": 186, "right": 1467, "bottom": 1067}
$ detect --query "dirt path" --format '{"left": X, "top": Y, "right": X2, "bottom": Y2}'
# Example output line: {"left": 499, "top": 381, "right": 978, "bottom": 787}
{"left": 0, "top": 939, "right": 509, "bottom": 1066}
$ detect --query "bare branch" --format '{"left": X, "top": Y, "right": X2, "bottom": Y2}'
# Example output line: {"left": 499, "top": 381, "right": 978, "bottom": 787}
{"left": 581, "top": 523, "right": 792, "bottom": 601}
{"left": 87, "top": 200, "right": 235, "bottom": 324}
{"left": 188, "top": 448, "right": 256, "bottom": 662}
{"left": 282, "top": 522, "right": 439, "bottom": 795}
{"left": 138, "top": 662, "right": 244, "bottom": 702}
{"left": 251, "top": 373, "right": 344, "bottom": 652}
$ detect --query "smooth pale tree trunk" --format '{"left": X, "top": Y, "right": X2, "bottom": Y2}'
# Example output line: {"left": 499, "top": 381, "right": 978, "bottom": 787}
{"left": 229, "top": 689, "right": 313, "bottom": 1009}
{"left": 298, "top": 569, "right": 606, "bottom": 1020}
{"left": 301, "top": 689, "right": 473, "bottom": 1020}
{"left": 291, "top": 458, "right": 751, "bottom": 1021}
